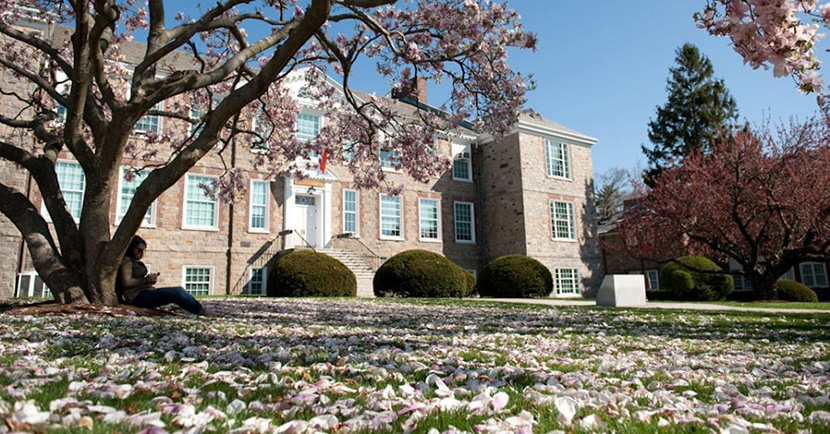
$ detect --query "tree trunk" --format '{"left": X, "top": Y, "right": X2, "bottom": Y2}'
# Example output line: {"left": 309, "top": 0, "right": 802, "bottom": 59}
{"left": 79, "top": 162, "right": 120, "bottom": 305}
{"left": 749, "top": 274, "right": 778, "bottom": 301}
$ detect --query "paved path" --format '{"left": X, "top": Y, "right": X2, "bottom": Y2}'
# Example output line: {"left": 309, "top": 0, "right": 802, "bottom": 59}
{"left": 465, "top": 298, "right": 827, "bottom": 314}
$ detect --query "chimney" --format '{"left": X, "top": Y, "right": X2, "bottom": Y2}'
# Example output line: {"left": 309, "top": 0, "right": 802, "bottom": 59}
{"left": 392, "top": 77, "right": 428, "bottom": 104}
{"left": 415, "top": 77, "right": 427, "bottom": 104}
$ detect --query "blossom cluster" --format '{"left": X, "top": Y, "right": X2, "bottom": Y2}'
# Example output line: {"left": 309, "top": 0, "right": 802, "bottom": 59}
{"left": 1, "top": 299, "right": 829, "bottom": 433}
{"left": 697, "top": 0, "right": 827, "bottom": 93}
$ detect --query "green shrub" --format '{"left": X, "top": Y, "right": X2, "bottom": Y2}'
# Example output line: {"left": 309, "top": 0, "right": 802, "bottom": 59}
{"left": 267, "top": 250, "right": 356, "bottom": 297}
{"left": 476, "top": 255, "right": 553, "bottom": 298}
{"left": 775, "top": 279, "right": 818, "bottom": 302}
{"left": 659, "top": 256, "right": 733, "bottom": 301}
{"left": 373, "top": 250, "right": 466, "bottom": 298}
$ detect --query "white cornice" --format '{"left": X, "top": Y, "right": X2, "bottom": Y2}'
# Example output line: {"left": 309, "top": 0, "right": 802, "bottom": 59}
{"left": 513, "top": 120, "right": 598, "bottom": 147}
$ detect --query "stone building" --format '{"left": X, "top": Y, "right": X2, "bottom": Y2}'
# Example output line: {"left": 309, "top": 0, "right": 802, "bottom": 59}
{"left": 0, "top": 20, "right": 602, "bottom": 299}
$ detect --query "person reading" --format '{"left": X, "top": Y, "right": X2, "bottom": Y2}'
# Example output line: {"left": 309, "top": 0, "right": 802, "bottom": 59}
{"left": 119, "top": 235, "right": 207, "bottom": 315}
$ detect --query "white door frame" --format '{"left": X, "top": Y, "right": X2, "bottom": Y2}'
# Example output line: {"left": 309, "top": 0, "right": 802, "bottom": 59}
{"left": 283, "top": 177, "right": 332, "bottom": 249}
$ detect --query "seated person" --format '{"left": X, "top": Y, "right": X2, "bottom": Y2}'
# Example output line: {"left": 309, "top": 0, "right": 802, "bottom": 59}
{"left": 119, "top": 235, "right": 207, "bottom": 315}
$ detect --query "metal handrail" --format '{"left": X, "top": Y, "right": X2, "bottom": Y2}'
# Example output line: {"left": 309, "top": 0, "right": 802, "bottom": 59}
{"left": 280, "top": 229, "right": 316, "bottom": 252}
{"left": 336, "top": 232, "right": 385, "bottom": 270}
{"left": 232, "top": 230, "right": 292, "bottom": 295}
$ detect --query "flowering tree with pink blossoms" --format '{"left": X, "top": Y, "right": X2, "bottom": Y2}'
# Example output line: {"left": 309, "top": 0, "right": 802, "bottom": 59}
{"left": 0, "top": 0, "right": 535, "bottom": 304}
{"left": 697, "top": 0, "right": 827, "bottom": 95}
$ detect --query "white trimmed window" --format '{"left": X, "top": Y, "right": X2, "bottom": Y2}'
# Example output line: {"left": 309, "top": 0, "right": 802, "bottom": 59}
{"left": 419, "top": 198, "right": 440, "bottom": 241}
{"left": 800, "top": 262, "right": 829, "bottom": 288}
{"left": 51, "top": 161, "right": 85, "bottom": 221}
{"left": 134, "top": 103, "right": 162, "bottom": 133}
{"left": 645, "top": 270, "right": 659, "bottom": 290}
{"left": 249, "top": 180, "right": 269, "bottom": 232}
{"left": 184, "top": 174, "right": 218, "bottom": 229}
{"left": 380, "top": 194, "right": 403, "bottom": 239}
{"left": 452, "top": 144, "right": 472, "bottom": 181}
{"left": 555, "top": 268, "right": 580, "bottom": 296}
{"left": 454, "top": 201, "right": 475, "bottom": 243}
{"left": 545, "top": 140, "right": 571, "bottom": 179}
{"left": 296, "top": 113, "right": 319, "bottom": 143}
{"left": 248, "top": 267, "right": 267, "bottom": 295}
{"left": 343, "top": 189, "right": 359, "bottom": 235}
{"left": 550, "top": 200, "right": 576, "bottom": 240}
{"left": 117, "top": 167, "right": 156, "bottom": 227}
{"left": 380, "top": 147, "right": 400, "bottom": 170}
{"left": 781, "top": 268, "right": 796, "bottom": 281}
{"left": 183, "top": 267, "right": 212, "bottom": 296}
{"left": 734, "top": 274, "right": 753, "bottom": 292}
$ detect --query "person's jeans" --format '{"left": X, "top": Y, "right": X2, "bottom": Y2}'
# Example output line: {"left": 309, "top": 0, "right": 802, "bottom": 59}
{"left": 131, "top": 286, "right": 204, "bottom": 314}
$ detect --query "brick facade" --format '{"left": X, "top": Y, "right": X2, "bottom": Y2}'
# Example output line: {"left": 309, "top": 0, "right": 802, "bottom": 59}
{"left": 0, "top": 22, "right": 603, "bottom": 298}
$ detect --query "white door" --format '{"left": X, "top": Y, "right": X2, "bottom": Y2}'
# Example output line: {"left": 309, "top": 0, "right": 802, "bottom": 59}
{"left": 296, "top": 195, "right": 317, "bottom": 247}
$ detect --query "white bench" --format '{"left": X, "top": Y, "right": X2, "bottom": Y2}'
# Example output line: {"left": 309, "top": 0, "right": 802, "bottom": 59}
{"left": 596, "top": 275, "right": 647, "bottom": 307}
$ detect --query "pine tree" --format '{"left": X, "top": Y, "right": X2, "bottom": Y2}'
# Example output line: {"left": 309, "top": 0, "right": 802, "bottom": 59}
{"left": 643, "top": 43, "right": 738, "bottom": 183}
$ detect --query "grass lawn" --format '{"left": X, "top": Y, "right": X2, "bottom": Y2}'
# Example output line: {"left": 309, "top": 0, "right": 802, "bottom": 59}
{"left": 1, "top": 298, "right": 829, "bottom": 433}
{"left": 650, "top": 300, "right": 830, "bottom": 311}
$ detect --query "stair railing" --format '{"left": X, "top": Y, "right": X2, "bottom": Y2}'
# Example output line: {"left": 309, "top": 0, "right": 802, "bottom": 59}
{"left": 335, "top": 232, "right": 385, "bottom": 270}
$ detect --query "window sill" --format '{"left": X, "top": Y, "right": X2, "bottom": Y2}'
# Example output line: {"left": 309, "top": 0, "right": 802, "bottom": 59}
{"left": 248, "top": 228, "right": 270, "bottom": 234}
{"left": 380, "top": 236, "right": 405, "bottom": 241}
{"left": 420, "top": 238, "right": 442, "bottom": 243}
{"left": 552, "top": 237, "right": 578, "bottom": 243}
{"left": 182, "top": 226, "right": 220, "bottom": 232}
{"left": 452, "top": 177, "right": 474, "bottom": 183}
{"left": 455, "top": 240, "right": 476, "bottom": 245}
{"left": 546, "top": 175, "right": 573, "bottom": 182}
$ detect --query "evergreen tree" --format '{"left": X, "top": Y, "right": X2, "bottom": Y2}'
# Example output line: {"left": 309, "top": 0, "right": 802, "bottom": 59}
{"left": 643, "top": 43, "right": 738, "bottom": 183}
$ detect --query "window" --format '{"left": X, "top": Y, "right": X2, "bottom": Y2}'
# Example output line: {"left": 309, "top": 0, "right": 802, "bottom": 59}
{"left": 134, "top": 103, "right": 162, "bottom": 133}
{"left": 555, "top": 268, "right": 580, "bottom": 296}
{"left": 184, "top": 174, "right": 218, "bottom": 229}
{"left": 419, "top": 198, "right": 440, "bottom": 241}
{"left": 734, "top": 274, "right": 753, "bottom": 292}
{"left": 452, "top": 157, "right": 472, "bottom": 181}
{"left": 644, "top": 270, "right": 659, "bottom": 291}
{"left": 53, "top": 161, "right": 85, "bottom": 221}
{"left": 380, "top": 194, "right": 403, "bottom": 239}
{"left": 296, "top": 113, "right": 319, "bottom": 143}
{"left": 249, "top": 180, "right": 269, "bottom": 232}
{"left": 800, "top": 262, "right": 829, "bottom": 288}
{"left": 248, "top": 267, "right": 267, "bottom": 295}
{"left": 781, "top": 268, "right": 796, "bottom": 281}
{"left": 342, "top": 142, "right": 355, "bottom": 164}
{"left": 550, "top": 201, "right": 576, "bottom": 240}
{"left": 454, "top": 201, "right": 475, "bottom": 243}
{"left": 189, "top": 105, "right": 205, "bottom": 136}
{"left": 380, "top": 147, "right": 399, "bottom": 170}
{"left": 545, "top": 140, "right": 570, "bottom": 179}
{"left": 183, "top": 267, "right": 212, "bottom": 296}
{"left": 117, "top": 167, "right": 156, "bottom": 226}
{"left": 343, "top": 189, "right": 359, "bottom": 234}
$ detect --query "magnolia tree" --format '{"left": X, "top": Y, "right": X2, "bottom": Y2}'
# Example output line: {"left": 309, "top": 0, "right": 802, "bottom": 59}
{"left": 697, "top": 0, "right": 827, "bottom": 95}
{"left": 0, "top": 0, "right": 535, "bottom": 304}
{"left": 619, "top": 122, "right": 830, "bottom": 300}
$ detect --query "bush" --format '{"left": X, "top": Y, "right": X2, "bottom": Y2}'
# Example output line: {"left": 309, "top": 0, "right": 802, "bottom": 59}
{"left": 373, "top": 250, "right": 466, "bottom": 298}
{"left": 476, "top": 255, "right": 553, "bottom": 298}
{"left": 267, "top": 250, "right": 356, "bottom": 297}
{"left": 775, "top": 279, "right": 818, "bottom": 302}
{"left": 660, "top": 256, "right": 733, "bottom": 301}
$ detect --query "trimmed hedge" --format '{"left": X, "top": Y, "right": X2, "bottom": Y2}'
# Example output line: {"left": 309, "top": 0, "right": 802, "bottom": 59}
{"left": 476, "top": 255, "right": 553, "bottom": 298}
{"left": 660, "top": 256, "right": 733, "bottom": 301}
{"left": 373, "top": 250, "right": 466, "bottom": 298}
{"left": 267, "top": 250, "right": 356, "bottom": 297}
{"left": 775, "top": 279, "right": 818, "bottom": 302}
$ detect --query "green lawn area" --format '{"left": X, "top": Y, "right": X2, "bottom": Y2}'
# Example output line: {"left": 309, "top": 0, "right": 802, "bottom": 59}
{"left": 1, "top": 298, "right": 829, "bottom": 433}
{"left": 651, "top": 300, "right": 830, "bottom": 310}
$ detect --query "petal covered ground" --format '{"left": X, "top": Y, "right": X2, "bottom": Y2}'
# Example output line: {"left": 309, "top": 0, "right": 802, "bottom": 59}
{"left": 0, "top": 298, "right": 829, "bottom": 433}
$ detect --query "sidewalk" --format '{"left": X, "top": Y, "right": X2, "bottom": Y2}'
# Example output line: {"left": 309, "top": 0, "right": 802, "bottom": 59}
{"left": 466, "top": 298, "right": 828, "bottom": 314}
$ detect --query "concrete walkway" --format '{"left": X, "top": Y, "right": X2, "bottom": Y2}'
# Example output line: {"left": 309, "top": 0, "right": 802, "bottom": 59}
{"left": 466, "top": 298, "right": 828, "bottom": 314}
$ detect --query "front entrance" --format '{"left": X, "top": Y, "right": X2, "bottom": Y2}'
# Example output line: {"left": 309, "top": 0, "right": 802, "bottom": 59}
{"left": 295, "top": 195, "right": 317, "bottom": 247}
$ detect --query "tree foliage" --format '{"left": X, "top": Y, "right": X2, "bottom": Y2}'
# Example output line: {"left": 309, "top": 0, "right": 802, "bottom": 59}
{"left": 642, "top": 43, "right": 738, "bottom": 182}
{"left": 0, "top": 0, "right": 535, "bottom": 304}
{"left": 594, "top": 167, "right": 630, "bottom": 221}
{"left": 620, "top": 121, "right": 830, "bottom": 300}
